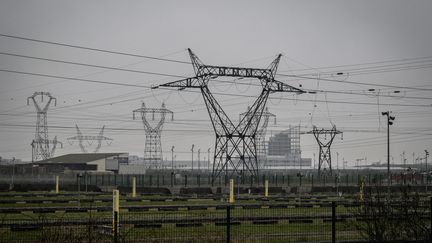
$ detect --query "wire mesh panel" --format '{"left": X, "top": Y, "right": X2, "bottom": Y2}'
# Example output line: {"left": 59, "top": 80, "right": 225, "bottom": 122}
{"left": 119, "top": 206, "right": 227, "bottom": 242}
{"left": 229, "top": 204, "right": 332, "bottom": 242}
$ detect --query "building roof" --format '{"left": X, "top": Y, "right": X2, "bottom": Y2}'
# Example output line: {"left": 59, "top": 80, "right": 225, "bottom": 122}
{"left": 35, "top": 153, "right": 127, "bottom": 164}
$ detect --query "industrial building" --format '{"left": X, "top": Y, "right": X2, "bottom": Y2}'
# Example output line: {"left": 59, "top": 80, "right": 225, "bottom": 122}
{"left": 33, "top": 153, "right": 129, "bottom": 173}
{"left": 266, "top": 125, "right": 312, "bottom": 168}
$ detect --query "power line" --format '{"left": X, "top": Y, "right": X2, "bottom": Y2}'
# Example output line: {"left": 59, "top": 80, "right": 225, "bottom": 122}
{"left": 0, "top": 51, "right": 185, "bottom": 79}
{"left": 277, "top": 73, "right": 432, "bottom": 92}
{"left": 0, "top": 33, "right": 191, "bottom": 64}
{"left": 0, "top": 69, "right": 150, "bottom": 88}
{"left": 282, "top": 56, "right": 432, "bottom": 73}
{"left": 2, "top": 68, "right": 432, "bottom": 108}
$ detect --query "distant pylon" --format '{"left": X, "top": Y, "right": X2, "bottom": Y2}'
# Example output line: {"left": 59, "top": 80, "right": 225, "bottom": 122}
{"left": 240, "top": 107, "right": 276, "bottom": 169}
{"left": 133, "top": 102, "right": 173, "bottom": 168}
{"left": 67, "top": 125, "right": 113, "bottom": 153}
{"left": 307, "top": 125, "right": 342, "bottom": 176}
{"left": 27, "top": 92, "right": 62, "bottom": 162}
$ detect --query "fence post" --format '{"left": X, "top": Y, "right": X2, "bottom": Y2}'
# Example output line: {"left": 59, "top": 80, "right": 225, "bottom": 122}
{"left": 55, "top": 175, "right": 59, "bottom": 194}
{"left": 265, "top": 180, "right": 269, "bottom": 198}
{"left": 229, "top": 179, "right": 235, "bottom": 203}
{"left": 226, "top": 204, "right": 231, "bottom": 243}
{"left": 113, "top": 189, "right": 120, "bottom": 243}
{"left": 171, "top": 172, "right": 174, "bottom": 187}
{"left": 132, "top": 176, "right": 136, "bottom": 198}
{"left": 332, "top": 201, "right": 336, "bottom": 243}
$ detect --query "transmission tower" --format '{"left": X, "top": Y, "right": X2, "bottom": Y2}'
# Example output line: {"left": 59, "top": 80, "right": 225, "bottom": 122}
{"left": 307, "top": 125, "right": 342, "bottom": 176}
{"left": 240, "top": 107, "right": 276, "bottom": 169}
{"left": 27, "top": 92, "right": 62, "bottom": 162}
{"left": 133, "top": 102, "right": 173, "bottom": 168}
{"left": 67, "top": 125, "right": 113, "bottom": 153}
{"left": 153, "top": 49, "right": 304, "bottom": 182}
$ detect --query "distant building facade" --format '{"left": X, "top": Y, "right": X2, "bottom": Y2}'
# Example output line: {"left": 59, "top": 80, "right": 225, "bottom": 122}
{"left": 33, "top": 153, "right": 129, "bottom": 173}
{"left": 265, "top": 125, "right": 311, "bottom": 167}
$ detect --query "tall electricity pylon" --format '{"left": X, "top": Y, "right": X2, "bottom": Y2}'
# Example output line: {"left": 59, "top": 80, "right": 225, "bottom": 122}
{"left": 133, "top": 102, "right": 173, "bottom": 168}
{"left": 240, "top": 107, "right": 276, "bottom": 169}
{"left": 153, "top": 49, "right": 304, "bottom": 182}
{"left": 27, "top": 92, "right": 62, "bottom": 162}
{"left": 67, "top": 125, "right": 113, "bottom": 153}
{"left": 307, "top": 125, "right": 342, "bottom": 176}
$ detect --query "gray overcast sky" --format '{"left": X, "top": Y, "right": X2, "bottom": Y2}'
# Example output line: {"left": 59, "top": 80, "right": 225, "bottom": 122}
{"left": 0, "top": 0, "right": 431, "bottom": 167}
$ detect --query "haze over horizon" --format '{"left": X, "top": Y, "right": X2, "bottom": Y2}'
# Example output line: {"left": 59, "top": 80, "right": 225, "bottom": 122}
{"left": 1, "top": 0, "right": 431, "bottom": 168}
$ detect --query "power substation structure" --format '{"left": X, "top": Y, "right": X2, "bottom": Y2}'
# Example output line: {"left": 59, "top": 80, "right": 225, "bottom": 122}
{"left": 307, "top": 125, "right": 342, "bottom": 176}
{"left": 153, "top": 49, "right": 304, "bottom": 182}
{"left": 133, "top": 102, "right": 173, "bottom": 168}
{"left": 67, "top": 125, "right": 113, "bottom": 153}
{"left": 27, "top": 92, "right": 62, "bottom": 162}
{"left": 240, "top": 107, "right": 276, "bottom": 169}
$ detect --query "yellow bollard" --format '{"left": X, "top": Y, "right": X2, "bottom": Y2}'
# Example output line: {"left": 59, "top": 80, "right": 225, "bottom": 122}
{"left": 55, "top": 176, "right": 59, "bottom": 194}
{"left": 112, "top": 189, "right": 120, "bottom": 237}
{"left": 132, "top": 176, "right": 136, "bottom": 198}
{"left": 265, "top": 180, "right": 269, "bottom": 197}
{"left": 229, "top": 179, "right": 235, "bottom": 203}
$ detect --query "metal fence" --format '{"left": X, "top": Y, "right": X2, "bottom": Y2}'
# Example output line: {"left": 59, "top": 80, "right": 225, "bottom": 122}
{"left": 0, "top": 197, "right": 431, "bottom": 243}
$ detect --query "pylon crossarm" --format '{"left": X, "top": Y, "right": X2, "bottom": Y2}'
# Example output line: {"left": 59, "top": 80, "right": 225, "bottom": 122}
{"left": 153, "top": 77, "right": 203, "bottom": 90}
{"left": 197, "top": 65, "right": 273, "bottom": 79}
{"left": 133, "top": 110, "right": 153, "bottom": 130}
{"left": 263, "top": 79, "right": 305, "bottom": 94}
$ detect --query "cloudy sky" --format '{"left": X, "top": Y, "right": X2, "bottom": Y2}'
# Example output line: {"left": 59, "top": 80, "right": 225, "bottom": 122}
{"left": 0, "top": 0, "right": 431, "bottom": 167}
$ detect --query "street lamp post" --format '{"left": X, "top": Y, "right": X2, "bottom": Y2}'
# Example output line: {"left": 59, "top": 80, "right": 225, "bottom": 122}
{"left": 191, "top": 144, "right": 195, "bottom": 171}
{"left": 171, "top": 146, "right": 175, "bottom": 171}
{"left": 382, "top": 111, "right": 395, "bottom": 188}
{"left": 207, "top": 148, "right": 211, "bottom": 172}
{"left": 336, "top": 152, "right": 339, "bottom": 171}
{"left": 10, "top": 157, "right": 15, "bottom": 190}
{"left": 198, "top": 149, "right": 201, "bottom": 172}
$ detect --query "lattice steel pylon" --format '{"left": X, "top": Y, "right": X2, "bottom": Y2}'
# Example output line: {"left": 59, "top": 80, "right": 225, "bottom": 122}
{"left": 307, "top": 125, "right": 342, "bottom": 176}
{"left": 153, "top": 49, "right": 304, "bottom": 182}
{"left": 27, "top": 92, "right": 62, "bottom": 162}
{"left": 67, "top": 125, "right": 113, "bottom": 153}
{"left": 240, "top": 107, "right": 276, "bottom": 169}
{"left": 133, "top": 102, "right": 173, "bottom": 168}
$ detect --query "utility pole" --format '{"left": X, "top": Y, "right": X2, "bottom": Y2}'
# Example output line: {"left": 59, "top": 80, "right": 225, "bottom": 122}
{"left": 10, "top": 157, "right": 15, "bottom": 190}
{"left": 207, "top": 148, "right": 211, "bottom": 172}
{"left": 171, "top": 146, "right": 175, "bottom": 171}
{"left": 336, "top": 152, "right": 339, "bottom": 171}
{"left": 191, "top": 144, "right": 195, "bottom": 171}
{"left": 401, "top": 151, "right": 406, "bottom": 168}
{"left": 198, "top": 148, "right": 201, "bottom": 172}
{"left": 382, "top": 111, "right": 395, "bottom": 188}
{"left": 425, "top": 150, "right": 429, "bottom": 171}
